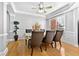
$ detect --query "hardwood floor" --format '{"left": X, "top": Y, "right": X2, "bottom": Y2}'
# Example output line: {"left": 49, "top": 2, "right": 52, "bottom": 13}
{"left": 6, "top": 40, "right": 79, "bottom": 56}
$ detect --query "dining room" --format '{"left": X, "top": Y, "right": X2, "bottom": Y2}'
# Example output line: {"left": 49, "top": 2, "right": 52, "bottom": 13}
{"left": 0, "top": 2, "right": 79, "bottom": 56}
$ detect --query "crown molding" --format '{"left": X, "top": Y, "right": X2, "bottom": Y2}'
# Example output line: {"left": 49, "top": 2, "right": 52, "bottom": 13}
{"left": 52, "top": 3, "right": 77, "bottom": 17}
{"left": 10, "top": 2, "right": 76, "bottom": 18}
{"left": 46, "top": 3, "right": 75, "bottom": 19}
{"left": 16, "top": 10, "right": 46, "bottom": 18}
{"left": 10, "top": 2, "right": 17, "bottom": 12}
{"left": 10, "top": 2, "right": 46, "bottom": 17}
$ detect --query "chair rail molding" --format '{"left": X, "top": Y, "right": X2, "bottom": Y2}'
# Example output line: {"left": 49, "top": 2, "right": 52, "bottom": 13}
{"left": 0, "top": 33, "right": 8, "bottom": 37}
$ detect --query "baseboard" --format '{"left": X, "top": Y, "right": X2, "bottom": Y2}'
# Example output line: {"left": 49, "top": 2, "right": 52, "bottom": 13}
{"left": 0, "top": 48, "right": 8, "bottom": 56}
{"left": 19, "top": 38, "right": 25, "bottom": 40}
{"left": 9, "top": 39, "right": 14, "bottom": 42}
{"left": 74, "top": 44, "right": 79, "bottom": 47}
{"left": 9, "top": 38, "right": 25, "bottom": 42}
{"left": 63, "top": 40, "right": 79, "bottom": 48}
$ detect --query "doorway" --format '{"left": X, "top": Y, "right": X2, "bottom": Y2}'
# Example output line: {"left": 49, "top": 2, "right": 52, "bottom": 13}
{"left": 78, "top": 21, "right": 79, "bottom": 46}
{"left": 7, "top": 10, "right": 10, "bottom": 45}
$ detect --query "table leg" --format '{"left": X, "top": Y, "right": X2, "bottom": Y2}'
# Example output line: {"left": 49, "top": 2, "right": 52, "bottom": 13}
{"left": 27, "top": 39, "right": 28, "bottom": 48}
{"left": 25, "top": 39, "right": 27, "bottom": 45}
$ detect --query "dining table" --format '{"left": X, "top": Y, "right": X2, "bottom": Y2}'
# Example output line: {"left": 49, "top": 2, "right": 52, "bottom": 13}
{"left": 24, "top": 29, "right": 58, "bottom": 48}
{"left": 25, "top": 33, "right": 31, "bottom": 47}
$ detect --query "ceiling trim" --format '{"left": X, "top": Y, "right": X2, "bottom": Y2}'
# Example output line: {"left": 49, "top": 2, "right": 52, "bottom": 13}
{"left": 11, "top": 2, "right": 75, "bottom": 18}
{"left": 11, "top": 2, "right": 46, "bottom": 17}
{"left": 46, "top": 2, "right": 75, "bottom": 19}
{"left": 11, "top": 2, "right": 17, "bottom": 12}
{"left": 16, "top": 10, "right": 46, "bottom": 17}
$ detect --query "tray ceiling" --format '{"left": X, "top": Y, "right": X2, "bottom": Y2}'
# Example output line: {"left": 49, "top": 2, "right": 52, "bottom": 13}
{"left": 13, "top": 2, "right": 69, "bottom": 15}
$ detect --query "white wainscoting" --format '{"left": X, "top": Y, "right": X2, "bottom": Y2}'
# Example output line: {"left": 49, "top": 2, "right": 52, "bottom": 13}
{"left": 63, "top": 31, "right": 78, "bottom": 47}
{"left": 0, "top": 33, "right": 8, "bottom": 56}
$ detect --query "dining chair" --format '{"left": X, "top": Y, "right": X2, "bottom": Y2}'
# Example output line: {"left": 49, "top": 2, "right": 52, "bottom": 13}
{"left": 40, "top": 29, "right": 45, "bottom": 32}
{"left": 26, "top": 29, "right": 32, "bottom": 33}
{"left": 29, "top": 31, "right": 44, "bottom": 56}
{"left": 25, "top": 29, "right": 32, "bottom": 45}
{"left": 42, "top": 31, "right": 55, "bottom": 51}
{"left": 53, "top": 30, "right": 64, "bottom": 48}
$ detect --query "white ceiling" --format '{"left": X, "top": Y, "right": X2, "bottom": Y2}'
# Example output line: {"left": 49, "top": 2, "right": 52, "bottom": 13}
{"left": 13, "top": 2, "right": 69, "bottom": 15}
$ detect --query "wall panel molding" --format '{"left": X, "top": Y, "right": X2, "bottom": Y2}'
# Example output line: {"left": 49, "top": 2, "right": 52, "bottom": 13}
{"left": 63, "top": 31, "right": 78, "bottom": 47}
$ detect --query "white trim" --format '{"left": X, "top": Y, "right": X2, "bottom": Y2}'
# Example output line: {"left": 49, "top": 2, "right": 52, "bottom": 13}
{"left": 16, "top": 10, "right": 46, "bottom": 18}
{"left": 74, "top": 44, "right": 79, "bottom": 47}
{"left": 53, "top": 2, "right": 79, "bottom": 18}
{"left": 3, "top": 2, "right": 7, "bottom": 34}
{"left": 0, "top": 33, "right": 8, "bottom": 37}
{"left": 0, "top": 48, "right": 8, "bottom": 56}
{"left": 9, "top": 39, "right": 14, "bottom": 41}
{"left": 45, "top": 3, "right": 70, "bottom": 15}
{"left": 63, "top": 41, "right": 79, "bottom": 47}
{"left": 11, "top": 2, "right": 46, "bottom": 17}
{"left": 63, "top": 31, "right": 78, "bottom": 47}
{"left": 9, "top": 38, "right": 25, "bottom": 42}
{"left": 64, "top": 31, "right": 76, "bottom": 34}
{"left": 46, "top": 3, "right": 74, "bottom": 19}
{"left": 9, "top": 13, "right": 15, "bottom": 16}
{"left": 11, "top": 2, "right": 69, "bottom": 17}
{"left": 11, "top": 2, "right": 17, "bottom": 12}
{"left": 19, "top": 38, "right": 25, "bottom": 40}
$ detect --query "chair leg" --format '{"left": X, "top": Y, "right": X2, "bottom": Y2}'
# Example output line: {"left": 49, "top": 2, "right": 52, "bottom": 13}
{"left": 59, "top": 41, "right": 62, "bottom": 48}
{"left": 55, "top": 42, "right": 56, "bottom": 48}
{"left": 31, "top": 47, "right": 33, "bottom": 56}
{"left": 25, "top": 40, "right": 27, "bottom": 45}
{"left": 51, "top": 43, "right": 53, "bottom": 48}
{"left": 45, "top": 43, "right": 47, "bottom": 51}
{"left": 40, "top": 46, "right": 42, "bottom": 52}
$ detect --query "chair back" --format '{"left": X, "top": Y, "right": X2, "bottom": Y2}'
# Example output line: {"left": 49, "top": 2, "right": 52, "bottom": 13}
{"left": 40, "top": 29, "right": 45, "bottom": 32}
{"left": 26, "top": 29, "right": 32, "bottom": 33}
{"left": 53, "top": 30, "right": 64, "bottom": 41}
{"left": 45, "top": 31, "right": 55, "bottom": 43}
{"left": 31, "top": 31, "right": 44, "bottom": 47}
